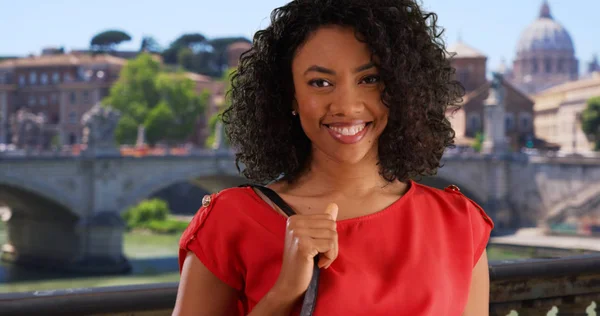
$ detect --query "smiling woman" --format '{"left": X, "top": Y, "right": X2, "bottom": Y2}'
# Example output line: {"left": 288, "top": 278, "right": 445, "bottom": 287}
{"left": 173, "top": 1, "right": 492, "bottom": 316}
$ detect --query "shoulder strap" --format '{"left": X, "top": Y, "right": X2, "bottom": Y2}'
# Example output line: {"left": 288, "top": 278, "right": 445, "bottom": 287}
{"left": 240, "top": 184, "right": 320, "bottom": 316}
{"left": 249, "top": 185, "right": 297, "bottom": 217}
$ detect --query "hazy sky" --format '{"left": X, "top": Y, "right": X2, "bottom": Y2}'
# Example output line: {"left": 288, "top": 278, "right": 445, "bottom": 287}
{"left": 1, "top": 0, "right": 597, "bottom": 74}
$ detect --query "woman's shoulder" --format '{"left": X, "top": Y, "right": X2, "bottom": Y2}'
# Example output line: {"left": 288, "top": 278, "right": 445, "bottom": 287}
{"left": 185, "top": 186, "right": 267, "bottom": 226}
{"left": 211, "top": 185, "right": 260, "bottom": 204}
{"left": 411, "top": 181, "right": 494, "bottom": 228}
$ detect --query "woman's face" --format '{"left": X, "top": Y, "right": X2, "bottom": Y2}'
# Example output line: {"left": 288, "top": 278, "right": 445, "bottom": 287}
{"left": 291, "top": 25, "right": 388, "bottom": 165}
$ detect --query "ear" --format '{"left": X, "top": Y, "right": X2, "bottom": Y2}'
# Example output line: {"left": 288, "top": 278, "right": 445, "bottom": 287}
{"left": 292, "top": 98, "right": 299, "bottom": 112}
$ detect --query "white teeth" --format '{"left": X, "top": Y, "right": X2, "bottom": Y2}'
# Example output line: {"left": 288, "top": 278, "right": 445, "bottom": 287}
{"left": 328, "top": 124, "right": 366, "bottom": 136}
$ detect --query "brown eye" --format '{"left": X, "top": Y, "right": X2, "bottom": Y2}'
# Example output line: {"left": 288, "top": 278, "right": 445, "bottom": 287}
{"left": 308, "top": 79, "right": 332, "bottom": 88}
{"left": 360, "top": 75, "right": 380, "bottom": 84}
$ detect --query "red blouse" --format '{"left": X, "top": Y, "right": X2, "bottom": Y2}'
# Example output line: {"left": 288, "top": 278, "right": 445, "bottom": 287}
{"left": 179, "top": 180, "right": 494, "bottom": 315}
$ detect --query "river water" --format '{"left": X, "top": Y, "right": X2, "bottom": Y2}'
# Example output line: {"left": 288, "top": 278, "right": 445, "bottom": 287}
{"left": 0, "top": 221, "right": 182, "bottom": 293}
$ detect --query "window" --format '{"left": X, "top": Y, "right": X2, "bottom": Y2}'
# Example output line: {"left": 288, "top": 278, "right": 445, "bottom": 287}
{"left": 69, "top": 133, "right": 77, "bottom": 145}
{"left": 64, "top": 73, "right": 72, "bottom": 82}
{"left": 52, "top": 72, "right": 60, "bottom": 84}
{"left": 532, "top": 58, "right": 538, "bottom": 74}
{"left": 40, "top": 96, "right": 47, "bottom": 106}
{"left": 83, "top": 91, "right": 89, "bottom": 103}
{"left": 40, "top": 73, "right": 48, "bottom": 85}
{"left": 28, "top": 95, "right": 36, "bottom": 106}
{"left": 100, "top": 88, "right": 110, "bottom": 99}
{"left": 51, "top": 93, "right": 58, "bottom": 104}
{"left": 521, "top": 117, "right": 530, "bottom": 130}
{"left": 519, "top": 112, "right": 532, "bottom": 131}
{"left": 458, "top": 70, "right": 469, "bottom": 86}
{"left": 505, "top": 113, "right": 515, "bottom": 131}
{"left": 544, "top": 57, "right": 552, "bottom": 73}
{"left": 468, "top": 112, "right": 481, "bottom": 133}
{"left": 70, "top": 92, "right": 76, "bottom": 104}
{"left": 558, "top": 59, "right": 565, "bottom": 73}
{"left": 29, "top": 72, "right": 37, "bottom": 84}
{"left": 69, "top": 111, "right": 77, "bottom": 124}
{"left": 19, "top": 75, "right": 26, "bottom": 86}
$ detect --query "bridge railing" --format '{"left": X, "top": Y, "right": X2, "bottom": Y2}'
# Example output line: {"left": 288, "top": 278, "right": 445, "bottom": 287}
{"left": 0, "top": 255, "right": 598, "bottom": 316}
{"left": 0, "top": 146, "right": 234, "bottom": 159}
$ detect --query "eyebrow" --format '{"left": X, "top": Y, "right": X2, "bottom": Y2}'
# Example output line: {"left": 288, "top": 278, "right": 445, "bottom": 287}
{"left": 303, "top": 62, "right": 376, "bottom": 75}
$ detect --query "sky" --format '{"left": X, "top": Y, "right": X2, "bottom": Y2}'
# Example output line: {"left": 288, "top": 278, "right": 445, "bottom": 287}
{"left": 0, "top": 0, "right": 598, "bottom": 75}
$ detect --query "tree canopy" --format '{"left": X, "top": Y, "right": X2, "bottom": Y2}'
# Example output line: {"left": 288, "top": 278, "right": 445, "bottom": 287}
{"left": 102, "top": 53, "right": 208, "bottom": 145}
{"left": 140, "top": 36, "right": 162, "bottom": 53}
{"left": 581, "top": 96, "right": 600, "bottom": 151}
{"left": 161, "top": 33, "right": 250, "bottom": 78}
{"left": 162, "top": 33, "right": 207, "bottom": 65}
{"left": 91, "top": 30, "right": 132, "bottom": 51}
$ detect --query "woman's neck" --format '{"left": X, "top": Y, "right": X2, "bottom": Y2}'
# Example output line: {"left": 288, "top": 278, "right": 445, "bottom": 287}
{"left": 291, "top": 147, "right": 394, "bottom": 197}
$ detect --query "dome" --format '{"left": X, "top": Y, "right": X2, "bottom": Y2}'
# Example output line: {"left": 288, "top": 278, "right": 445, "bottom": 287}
{"left": 516, "top": 1, "right": 574, "bottom": 55}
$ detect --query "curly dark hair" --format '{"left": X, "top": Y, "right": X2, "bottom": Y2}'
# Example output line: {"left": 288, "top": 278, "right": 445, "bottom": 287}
{"left": 222, "top": 0, "right": 464, "bottom": 184}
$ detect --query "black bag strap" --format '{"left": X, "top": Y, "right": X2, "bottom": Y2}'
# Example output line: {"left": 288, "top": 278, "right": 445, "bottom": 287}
{"left": 242, "top": 184, "right": 320, "bottom": 316}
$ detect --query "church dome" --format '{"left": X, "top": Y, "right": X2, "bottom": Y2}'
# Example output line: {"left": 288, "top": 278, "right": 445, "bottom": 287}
{"left": 516, "top": 1, "right": 574, "bottom": 55}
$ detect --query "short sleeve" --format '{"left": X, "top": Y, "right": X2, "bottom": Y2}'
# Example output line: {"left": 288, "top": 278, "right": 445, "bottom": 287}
{"left": 466, "top": 198, "right": 494, "bottom": 267}
{"left": 178, "top": 192, "right": 244, "bottom": 291}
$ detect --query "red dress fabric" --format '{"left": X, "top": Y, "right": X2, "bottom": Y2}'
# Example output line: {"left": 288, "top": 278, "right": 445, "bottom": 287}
{"left": 178, "top": 180, "right": 494, "bottom": 315}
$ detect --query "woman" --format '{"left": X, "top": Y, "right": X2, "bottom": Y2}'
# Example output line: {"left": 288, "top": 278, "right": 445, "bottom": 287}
{"left": 174, "top": 0, "right": 494, "bottom": 315}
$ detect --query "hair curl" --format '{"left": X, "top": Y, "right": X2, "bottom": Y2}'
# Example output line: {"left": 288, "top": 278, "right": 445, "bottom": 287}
{"left": 222, "top": 0, "right": 464, "bottom": 184}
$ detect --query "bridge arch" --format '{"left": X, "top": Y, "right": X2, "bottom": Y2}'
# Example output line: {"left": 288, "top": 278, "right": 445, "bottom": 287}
{"left": 120, "top": 167, "right": 247, "bottom": 213}
{"left": 0, "top": 174, "right": 77, "bottom": 219}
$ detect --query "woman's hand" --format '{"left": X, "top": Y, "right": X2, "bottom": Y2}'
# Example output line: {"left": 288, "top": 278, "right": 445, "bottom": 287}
{"left": 266, "top": 203, "right": 339, "bottom": 306}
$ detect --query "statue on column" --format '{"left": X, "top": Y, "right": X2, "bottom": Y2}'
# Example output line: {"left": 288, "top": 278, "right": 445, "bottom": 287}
{"left": 9, "top": 108, "right": 50, "bottom": 150}
{"left": 81, "top": 103, "right": 121, "bottom": 156}
{"left": 482, "top": 72, "right": 508, "bottom": 154}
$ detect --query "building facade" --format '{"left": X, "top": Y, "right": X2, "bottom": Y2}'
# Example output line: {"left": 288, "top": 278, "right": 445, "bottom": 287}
{"left": 533, "top": 72, "right": 600, "bottom": 153}
{"left": 0, "top": 40, "right": 251, "bottom": 149}
{"left": 0, "top": 50, "right": 125, "bottom": 147}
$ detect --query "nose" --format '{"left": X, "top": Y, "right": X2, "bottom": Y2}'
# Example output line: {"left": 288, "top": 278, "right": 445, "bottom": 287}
{"left": 330, "top": 81, "right": 364, "bottom": 117}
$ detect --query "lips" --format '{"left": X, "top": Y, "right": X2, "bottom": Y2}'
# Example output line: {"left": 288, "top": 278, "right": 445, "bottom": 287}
{"left": 323, "top": 122, "right": 372, "bottom": 144}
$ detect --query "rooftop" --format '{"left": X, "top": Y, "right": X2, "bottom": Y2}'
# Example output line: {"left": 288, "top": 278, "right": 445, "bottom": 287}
{"left": 0, "top": 53, "right": 127, "bottom": 68}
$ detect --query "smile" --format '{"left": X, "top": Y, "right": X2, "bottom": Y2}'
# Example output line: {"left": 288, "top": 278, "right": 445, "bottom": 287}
{"left": 327, "top": 123, "right": 366, "bottom": 136}
{"left": 323, "top": 122, "right": 372, "bottom": 144}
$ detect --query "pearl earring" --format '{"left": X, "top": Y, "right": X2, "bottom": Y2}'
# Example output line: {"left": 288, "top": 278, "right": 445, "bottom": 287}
{"left": 292, "top": 110, "right": 297, "bottom": 116}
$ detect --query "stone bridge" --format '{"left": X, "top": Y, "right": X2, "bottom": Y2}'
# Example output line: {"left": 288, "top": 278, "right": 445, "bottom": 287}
{"left": 1, "top": 150, "right": 600, "bottom": 273}
{"left": 0, "top": 151, "right": 244, "bottom": 273}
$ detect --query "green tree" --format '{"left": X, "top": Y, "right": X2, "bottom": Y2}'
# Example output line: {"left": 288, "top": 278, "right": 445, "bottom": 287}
{"left": 144, "top": 101, "right": 175, "bottom": 145}
{"left": 472, "top": 132, "right": 484, "bottom": 153}
{"left": 162, "top": 34, "right": 251, "bottom": 77}
{"left": 177, "top": 47, "right": 196, "bottom": 71}
{"left": 581, "top": 96, "right": 600, "bottom": 151}
{"left": 103, "top": 53, "right": 207, "bottom": 145}
{"left": 205, "top": 67, "right": 236, "bottom": 148}
{"left": 91, "top": 30, "right": 132, "bottom": 52}
{"left": 207, "top": 37, "right": 251, "bottom": 75}
{"left": 162, "top": 33, "right": 207, "bottom": 65}
{"left": 140, "top": 36, "right": 162, "bottom": 53}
